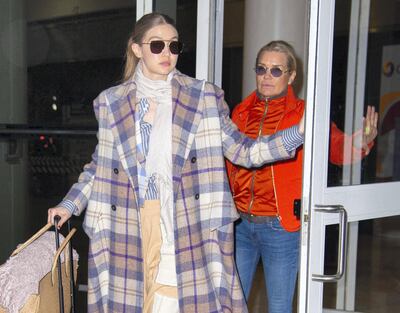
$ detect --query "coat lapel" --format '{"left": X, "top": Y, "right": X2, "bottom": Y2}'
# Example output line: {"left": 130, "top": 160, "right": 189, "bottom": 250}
{"left": 171, "top": 75, "right": 204, "bottom": 199}
{"left": 105, "top": 73, "right": 204, "bottom": 206}
{"left": 106, "top": 81, "right": 140, "bottom": 208}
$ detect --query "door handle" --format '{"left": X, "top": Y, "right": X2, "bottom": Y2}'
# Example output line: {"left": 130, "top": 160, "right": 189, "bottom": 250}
{"left": 312, "top": 204, "right": 348, "bottom": 282}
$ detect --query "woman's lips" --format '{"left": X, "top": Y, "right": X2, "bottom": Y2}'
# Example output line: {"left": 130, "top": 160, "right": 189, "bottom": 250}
{"left": 262, "top": 84, "right": 274, "bottom": 88}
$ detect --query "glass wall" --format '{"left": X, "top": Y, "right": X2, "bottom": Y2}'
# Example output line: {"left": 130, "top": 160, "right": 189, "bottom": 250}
{"left": 222, "top": 0, "right": 244, "bottom": 109}
{"left": 323, "top": 217, "right": 400, "bottom": 312}
{"left": 323, "top": 1, "right": 400, "bottom": 312}
{"left": 154, "top": 0, "right": 198, "bottom": 77}
{"left": 328, "top": 0, "right": 400, "bottom": 186}
{"left": 27, "top": 5, "right": 136, "bottom": 128}
{"left": 1, "top": 1, "right": 136, "bottom": 310}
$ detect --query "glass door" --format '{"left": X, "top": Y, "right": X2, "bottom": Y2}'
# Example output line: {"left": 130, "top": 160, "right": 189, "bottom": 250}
{"left": 0, "top": 2, "right": 136, "bottom": 311}
{"left": 299, "top": 0, "right": 400, "bottom": 312}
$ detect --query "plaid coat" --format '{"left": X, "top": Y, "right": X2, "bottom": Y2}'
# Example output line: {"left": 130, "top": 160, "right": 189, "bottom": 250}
{"left": 63, "top": 71, "right": 295, "bottom": 312}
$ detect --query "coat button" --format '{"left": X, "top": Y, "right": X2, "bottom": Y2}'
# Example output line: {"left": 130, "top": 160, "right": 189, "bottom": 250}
{"left": 113, "top": 168, "right": 119, "bottom": 174}
{"left": 191, "top": 157, "right": 197, "bottom": 163}
{"left": 111, "top": 205, "right": 116, "bottom": 211}
{"left": 195, "top": 193, "right": 200, "bottom": 200}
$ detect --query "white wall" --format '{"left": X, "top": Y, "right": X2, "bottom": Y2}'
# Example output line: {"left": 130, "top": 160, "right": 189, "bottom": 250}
{"left": 242, "top": 0, "right": 308, "bottom": 99}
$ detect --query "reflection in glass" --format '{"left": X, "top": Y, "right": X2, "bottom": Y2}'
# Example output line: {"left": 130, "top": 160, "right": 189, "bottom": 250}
{"left": 323, "top": 217, "right": 400, "bottom": 312}
{"left": 27, "top": 6, "right": 136, "bottom": 128}
{"left": 5, "top": 4, "right": 138, "bottom": 310}
{"left": 27, "top": 134, "right": 96, "bottom": 311}
{"left": 222, "top": 0, "right": 245, "bottom": 108}
{"left": 329, "top": 0, "right": 400, "bottom": 186}
{"left": 25, "top": 134, "right": 96, "bottom": 229}
{"left": 154, "top": 0, "right": 198, "bottom": 78}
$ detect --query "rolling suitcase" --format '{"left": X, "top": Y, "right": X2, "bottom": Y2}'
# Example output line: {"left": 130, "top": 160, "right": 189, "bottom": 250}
{"left": 0, "top": 217, "right": 78, "bottom": 313}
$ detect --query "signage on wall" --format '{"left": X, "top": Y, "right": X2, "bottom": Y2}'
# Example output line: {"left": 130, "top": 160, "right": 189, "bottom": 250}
{"left": 377, "top": 45, "right": 400, "bottom": 179}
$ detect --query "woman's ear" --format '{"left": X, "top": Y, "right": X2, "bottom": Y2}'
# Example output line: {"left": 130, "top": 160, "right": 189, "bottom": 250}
{"left": 131, "top": 43, "right": 142, "bottom": 59}
{"left": 288, "top": 70, "right": 296, "bottom": 85}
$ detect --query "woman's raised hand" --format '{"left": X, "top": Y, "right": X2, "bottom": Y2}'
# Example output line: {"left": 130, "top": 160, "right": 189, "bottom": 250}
{"left": 361, "top": 105, "right": 378, "bottom": 154}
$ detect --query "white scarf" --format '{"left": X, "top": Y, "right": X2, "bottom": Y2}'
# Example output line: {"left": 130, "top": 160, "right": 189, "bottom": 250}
{"left": 134, "top": 62, "right": 175, "bottom": 244}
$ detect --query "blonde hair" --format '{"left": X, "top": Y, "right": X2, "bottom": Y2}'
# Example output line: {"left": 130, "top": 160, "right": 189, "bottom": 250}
{"left": 122, "top": 13, "right": 177, "bottom": 81}
{"left": 256, "top": 40, "right": 297, "bottom": 73}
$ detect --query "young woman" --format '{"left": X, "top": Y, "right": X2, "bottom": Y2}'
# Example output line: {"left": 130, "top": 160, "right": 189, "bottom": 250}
{"left": 47, "top": 14, "right": 304, "bottom": 313}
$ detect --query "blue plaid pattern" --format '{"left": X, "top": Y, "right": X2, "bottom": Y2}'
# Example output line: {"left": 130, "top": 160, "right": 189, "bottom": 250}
{"left": 59, "top": 71, "right": 301, "bottom": 313}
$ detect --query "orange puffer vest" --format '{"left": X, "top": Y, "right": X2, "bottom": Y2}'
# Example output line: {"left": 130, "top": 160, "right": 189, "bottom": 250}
{"left": 226, "top": 86, "right": 304, "bottom": 232}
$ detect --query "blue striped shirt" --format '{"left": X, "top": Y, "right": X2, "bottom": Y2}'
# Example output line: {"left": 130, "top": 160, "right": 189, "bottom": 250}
{"left": 137, "top": 98, "right": 158, "bottom": 201}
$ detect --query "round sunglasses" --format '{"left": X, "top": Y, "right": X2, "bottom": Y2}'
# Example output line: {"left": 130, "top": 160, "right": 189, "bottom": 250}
{"left": 254, "top": 65, "right": 289, "bottom": 78}
{"left": 141, "top": 40, "right": 184, "bottom": 55}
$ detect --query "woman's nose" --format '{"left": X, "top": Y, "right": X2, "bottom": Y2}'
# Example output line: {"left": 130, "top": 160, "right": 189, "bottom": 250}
{"left": 161, "top": 43, "right": 171, "bottom": 56}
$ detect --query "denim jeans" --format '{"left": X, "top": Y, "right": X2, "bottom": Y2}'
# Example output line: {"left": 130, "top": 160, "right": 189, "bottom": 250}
{"left": 234, "top": 217, "right": 300, "bottom": 313}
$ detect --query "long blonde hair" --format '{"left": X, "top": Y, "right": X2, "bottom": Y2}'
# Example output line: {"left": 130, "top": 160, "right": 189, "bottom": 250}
{"left": 122, "top": 13, "right": 177, "bottom": 81}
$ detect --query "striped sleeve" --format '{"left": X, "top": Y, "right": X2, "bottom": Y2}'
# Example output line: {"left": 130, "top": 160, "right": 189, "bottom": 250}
{"left": 281, "top": 125, "right": 304, "bottom": 152}
{"left": 57, "top": 199, "right": 79, "bottom": 215}
{"left": 216, "top": 87, "right": 299, "bottom": 167}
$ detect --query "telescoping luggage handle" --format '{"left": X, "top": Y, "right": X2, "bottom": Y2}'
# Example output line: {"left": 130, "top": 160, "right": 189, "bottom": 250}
{"left": 11, "top": 217, "right": 77, "bottom": 313}
{"left": 54, "top": 216, "right": 76, "bottom": 313}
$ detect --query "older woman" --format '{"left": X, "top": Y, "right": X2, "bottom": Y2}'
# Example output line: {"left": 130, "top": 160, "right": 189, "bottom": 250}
{"left": 47, "top": 15, "right": 304, "bottom": 313}
{"left": 226, "top": 40, "right": 378, "bottom": 313}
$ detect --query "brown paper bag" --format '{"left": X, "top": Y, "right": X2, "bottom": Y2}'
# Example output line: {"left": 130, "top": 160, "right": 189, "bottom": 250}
{"left": 0, "top": 261, "right": 78, "bottom": 313}
{"left": 0, "top": 223, "right": 78, "bottom": 313}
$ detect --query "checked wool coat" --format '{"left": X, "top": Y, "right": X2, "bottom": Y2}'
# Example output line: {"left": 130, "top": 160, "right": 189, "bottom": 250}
{"left": 61, "top": 71, "right": 298, "bottom": 312}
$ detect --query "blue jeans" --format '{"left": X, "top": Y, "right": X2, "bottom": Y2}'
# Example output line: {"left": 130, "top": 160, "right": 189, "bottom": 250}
{"left": 234, "top": 217, "right": 300, "bottom": 313}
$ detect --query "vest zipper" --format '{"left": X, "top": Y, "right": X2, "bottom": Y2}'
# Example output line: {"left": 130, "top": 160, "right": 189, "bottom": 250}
{"left": 247, "top": 98, "right": 269, "bottom": 214}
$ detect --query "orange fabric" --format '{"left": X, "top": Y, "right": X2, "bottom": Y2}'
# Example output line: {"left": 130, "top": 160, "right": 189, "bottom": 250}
{"left": 226, "top": 86, "right": 359, "bottom": 232}
{"left": 231, "top": 95, "right": 285, "bottom": 216}
{"left": 329, "top": 123, "right": 374, "bottom": 165}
